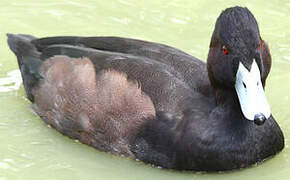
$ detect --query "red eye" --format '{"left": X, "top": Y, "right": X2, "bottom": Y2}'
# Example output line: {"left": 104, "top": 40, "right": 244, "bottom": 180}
{"left": 258, "top": 42, "right": 262, "bottom": 51}
{"left": 222, "top": 45, "right": 228, "bottom": 55}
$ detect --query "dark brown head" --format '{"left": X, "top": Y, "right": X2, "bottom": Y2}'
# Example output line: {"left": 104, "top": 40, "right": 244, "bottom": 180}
{"left": 207, "top": 7, "right": 272, "bottom": 125}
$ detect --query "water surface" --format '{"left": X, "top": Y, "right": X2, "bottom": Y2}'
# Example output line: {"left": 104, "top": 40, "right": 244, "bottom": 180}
{"left": 0, "top": 0, "right": 290, "bottom": 179}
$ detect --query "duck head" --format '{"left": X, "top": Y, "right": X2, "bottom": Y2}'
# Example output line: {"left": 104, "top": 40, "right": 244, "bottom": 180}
{"left": 207, "top": 7, "right": 272, "bottom": 125}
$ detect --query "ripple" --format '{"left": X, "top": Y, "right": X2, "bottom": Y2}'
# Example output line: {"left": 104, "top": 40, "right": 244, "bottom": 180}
{"left": 0, "top": 162, "right": 10, "bottom": 169}
{"left": 171, "top": 17, "right": 188, "bottom": 24}
{"left": 110, "top": 17, "right": 131, "bottom": 25}
{"left": 284, "top": 56, "right": 290, "bottom": 60}
{"left": 117, "top": 0, "right": 135, "bottom": 6}
{"left": 0, "top": 70, "right": 22, "bottom": 92}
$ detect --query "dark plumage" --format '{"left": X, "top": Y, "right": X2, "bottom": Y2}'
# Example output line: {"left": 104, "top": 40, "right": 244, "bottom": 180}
{"left": 7, "top": 6, "right": 284, "bottom": 171}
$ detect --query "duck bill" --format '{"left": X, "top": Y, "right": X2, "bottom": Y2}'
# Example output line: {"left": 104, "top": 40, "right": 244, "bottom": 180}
{"left": 235, "top": 61, "right": 271, "bottom": 122}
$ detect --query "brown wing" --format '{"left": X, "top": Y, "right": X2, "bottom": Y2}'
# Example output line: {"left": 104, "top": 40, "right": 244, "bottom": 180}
{"left": 34, "top": 55, "right": 155, "bottom": 157}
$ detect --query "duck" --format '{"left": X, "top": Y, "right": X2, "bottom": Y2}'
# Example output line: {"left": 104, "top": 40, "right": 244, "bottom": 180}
{"left": 7, "top": 6, "right": 284, "bottom": 171}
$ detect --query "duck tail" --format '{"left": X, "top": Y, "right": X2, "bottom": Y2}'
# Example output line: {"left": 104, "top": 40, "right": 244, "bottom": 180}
{"left": 7, "top": 33, "right": 42, "bottom": 102}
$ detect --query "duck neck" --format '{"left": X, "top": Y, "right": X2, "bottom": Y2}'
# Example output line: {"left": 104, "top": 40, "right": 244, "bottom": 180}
{"left": 212, "top": 86, "right": 247, "bottom": 125}
{"left": 213, "top": 86, "right": 240, "bottom": 108}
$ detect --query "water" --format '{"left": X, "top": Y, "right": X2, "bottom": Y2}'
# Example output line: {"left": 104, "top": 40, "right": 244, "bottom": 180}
{"left": 0, "top": 0, "right": 289, "bottom": 179}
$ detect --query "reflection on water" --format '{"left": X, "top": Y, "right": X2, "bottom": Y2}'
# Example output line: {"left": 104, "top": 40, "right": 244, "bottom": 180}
{"left": 0, "top": 70, "right": 21, "bottom": 92}
{"left": 0, "top": 0, "right": 290, "bottom": 180}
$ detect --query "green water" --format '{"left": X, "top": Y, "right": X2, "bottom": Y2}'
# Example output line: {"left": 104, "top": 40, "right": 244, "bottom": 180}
{"left": 0, "top": 0, "right": 289, "bottom": 179}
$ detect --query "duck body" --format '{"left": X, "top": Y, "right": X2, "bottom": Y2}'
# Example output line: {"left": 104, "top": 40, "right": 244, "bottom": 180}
{"left": 7, "top": 7, "right": 284, "bottom": 171}
{"left": 132, "top": 94, "right": 283, "bottom": 170}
